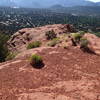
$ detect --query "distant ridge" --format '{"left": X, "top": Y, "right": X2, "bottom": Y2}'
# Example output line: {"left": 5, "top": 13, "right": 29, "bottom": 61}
{"left": 50, "top": 5, "right": 100, "bottom": 16}
{"left": 0, "top": 0, "right": 100, "bottom": 8}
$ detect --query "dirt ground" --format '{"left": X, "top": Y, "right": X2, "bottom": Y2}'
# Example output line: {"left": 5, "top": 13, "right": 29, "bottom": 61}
{"left": 0, "top": 47, "right": 100, "bottom": 100}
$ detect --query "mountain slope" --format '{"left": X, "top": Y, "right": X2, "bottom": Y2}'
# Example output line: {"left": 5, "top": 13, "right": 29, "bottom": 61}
{"left": 50, "top": 5, "right": 100, "bottom": 16}
{"left": 0, "top": 0, "right": 100, "bottom": 8}
{"left": 13, "top": 0, "right": 95, "bottom": 8}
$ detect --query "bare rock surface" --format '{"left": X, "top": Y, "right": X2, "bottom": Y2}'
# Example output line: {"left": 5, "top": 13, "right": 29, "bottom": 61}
{"left": 7, "top": 24, "right": 75, "bottom": 52}
{"left": 1, "top": 25, "right": 100, "bottom": 100}
{"left": 0, "top": 47, "right": 100, "bottom": 100}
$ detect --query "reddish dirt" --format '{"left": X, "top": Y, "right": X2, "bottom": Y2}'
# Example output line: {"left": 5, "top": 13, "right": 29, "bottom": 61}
{"left": 0, "top": 47, "right": 100, "bottom": 100}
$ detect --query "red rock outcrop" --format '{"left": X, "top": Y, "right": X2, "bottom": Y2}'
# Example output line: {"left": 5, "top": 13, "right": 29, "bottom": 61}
{"left": 7, "top": 24, "right": 75, "bottom": 52}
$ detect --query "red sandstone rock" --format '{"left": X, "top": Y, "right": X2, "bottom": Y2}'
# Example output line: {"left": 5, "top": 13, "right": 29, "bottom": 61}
{"left": 7, "top": 24, "right": 75, "bottom": 52}
{"left": 0, "top": 47, "right": 100, "bottom": 100}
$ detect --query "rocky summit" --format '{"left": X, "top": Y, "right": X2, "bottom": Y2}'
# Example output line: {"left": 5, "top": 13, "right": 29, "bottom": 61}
{"left": 7, "top": 24, "right": 75, "bottom": 52}
{"left": 0, "top": 24, "right": 100, "bottom": 100}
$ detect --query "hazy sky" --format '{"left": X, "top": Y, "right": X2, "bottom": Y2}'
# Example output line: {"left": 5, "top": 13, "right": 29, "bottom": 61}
{"left": 89, "top": 0, "right": 100, "bottom": 2}
{"left": 11, "top": 0, "right": 100, "bottom": 1}
{"left": 11, "top": 0, "right": 100, "bottom": 2}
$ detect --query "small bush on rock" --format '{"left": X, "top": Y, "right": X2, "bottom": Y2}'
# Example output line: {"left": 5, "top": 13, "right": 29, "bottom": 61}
{"left": 79, "top": 31, "right": 85, "bottom": 35}
{"left": 30, "top": 54, "right": 44, "bottom": 69}
{"left": 45, "top": 30, "right": 57, "bottom": 40}
{"left": 80, "top": 38, "right": 88, "bottom": 48}
{"left": 80, "top": 38, "right": 94, "bottom": 54}
{"left": 48, "top": 38, "right": 60, "bottom": 47}
{"left": 80, "top": 38, "right": 92, "bottom": 53}
{"left": 71, "top": 33, "right": 82, "bottom": 43}
{"left": 27, "top": 41, "right": 41, "bottom": 49}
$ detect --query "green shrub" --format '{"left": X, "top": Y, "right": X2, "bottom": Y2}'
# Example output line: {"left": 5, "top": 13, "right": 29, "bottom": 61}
{"left": 30, "top": 54, "right": 44, "bottom": 68}
{"left": 0, "top": 33, "right": 10, "bottom": 62}
{"left": 80, "top": 38, "right": 94, "bottom": 53}
{"left": 48, "top": 38, "right": 60, "bottom": 47}
{"left": 6, "top": 53, "right": 16, "bottom": 61}
{"left": 71, "top": 33, "right": 82, "bottom": 42}
{"left": 80, "top": 38, "right": 89, "bottom": 48}
{"left": 27, "top": 41, "right": 41, "bottom": 49}
{"left": 79, "top": 31, "right": 85, "bottom": 35}
{"left": 45, "top": 30, "right": 57, "bottom": 40}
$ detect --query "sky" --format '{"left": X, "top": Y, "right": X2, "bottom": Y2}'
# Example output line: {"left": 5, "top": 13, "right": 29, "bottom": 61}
{"left": 10, "top": 0, "right": 100, "bottom": 2}
{"left": 89, "top": 0, "right": 100, "bottom": 2}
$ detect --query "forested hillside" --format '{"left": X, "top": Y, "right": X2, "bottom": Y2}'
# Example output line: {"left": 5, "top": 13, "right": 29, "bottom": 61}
{"left": 0, "top": 7, "right": 100, "bottom": 35}
{"left": 50, "top": 6, "right": 100, "bottom": 16}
